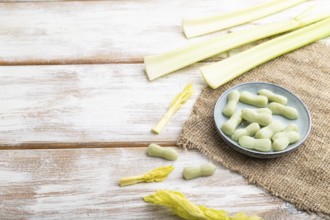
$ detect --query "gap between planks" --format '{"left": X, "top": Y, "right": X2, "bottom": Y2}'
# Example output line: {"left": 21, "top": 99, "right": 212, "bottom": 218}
{"left": 0, "top": 0, "right": 117, "bottom": 2}
{"left": 0, "top": 141, "right": 177, "bottom": 150}
{"left": 0, "top": 60, "right": 217, "bottom": 66}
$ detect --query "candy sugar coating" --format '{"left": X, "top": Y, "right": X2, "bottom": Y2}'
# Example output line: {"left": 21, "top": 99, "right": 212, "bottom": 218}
{"left": 221, "top": 110, "right": 242, "bottom": 136}
{"left": 255, "top": 120, "right": 286, "bottom": 139}
{"left": 223, "top": 90, "right": 240, "bottom": 117}
{"left": 258, "top": 89, "right": 288, "bottom": 105}
{"left": 241, "top": 108, "right": 272, "bottom": 126}
{"left": 283, "top": 124, "right": 298, "bottom": 132}
{"left": 272, "top": 124, "right": 298, "bottom": 140}
{"left": 272, "top": 130, "right": 300, "bottom": 151}
{"left": 147, "top": 143, "right": 178, "bottom": 161}
{"left": 183, "top": 163, "right": 216, "bottom": 180}
{"left": 232, "top": 123, "right": 260, "bottom": 142}
{"left": 239, "top": 91, "right": 268, "bottom": 107}
{"left": 269, "top": 102, "right": 299, "bottom": 120}
{"left": 239, "top": 136, "right": 272, "bottom": 152}
{"left": 256, "top": 108, "right": 272, "bottom": 114}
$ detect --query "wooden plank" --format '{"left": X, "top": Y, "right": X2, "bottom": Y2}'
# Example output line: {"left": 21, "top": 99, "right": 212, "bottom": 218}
{"left": 1, "top": 0, "right": 130, "bottom": 2}
{"left": 0, "top": 0, "right": 329, "bottom": 65}
{"left": 0, "top": 147, "right": 325, "bottom": 219}
{"left": 0, "top": 64, "right": 205, "bottom": 147}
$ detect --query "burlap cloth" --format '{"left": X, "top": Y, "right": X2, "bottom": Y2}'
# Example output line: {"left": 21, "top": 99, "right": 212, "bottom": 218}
{"left": 178, "top": 42, "right": 330, "bottom": 215}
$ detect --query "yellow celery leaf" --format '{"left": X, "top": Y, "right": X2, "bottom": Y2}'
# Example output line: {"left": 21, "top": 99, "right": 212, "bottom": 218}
{"left": 119, "top": 166, "right": 174, "bottom": 187}
{"left": 170, "top": 83, "right": 194, "bottom": 112}
{"left": 142, "top": 165, "right": 175, "bottom": 182}
{"left": 198, "top": 206, "right": 230, "bottom": 220}
{"left": 231, "top": 212, "right": 263, "bottom": 220}
{"left": 143, "top": 190, "right": 263, "bottom": 220}
{"left": 144, "top": 190, "right": 206, "bottom": 220}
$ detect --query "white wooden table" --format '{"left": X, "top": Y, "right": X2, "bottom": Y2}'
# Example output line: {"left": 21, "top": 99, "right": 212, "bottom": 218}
{"left": 0, "top": 0, "right": 329, "bottom": 219}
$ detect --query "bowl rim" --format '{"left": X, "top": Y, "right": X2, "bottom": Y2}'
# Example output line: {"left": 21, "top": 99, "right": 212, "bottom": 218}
{"left": 213, "top": 82, "right": 312, "bottom": 158}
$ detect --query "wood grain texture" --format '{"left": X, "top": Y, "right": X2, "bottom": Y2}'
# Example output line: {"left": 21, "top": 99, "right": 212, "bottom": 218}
{"left": 0, "top": 147, "right": 325, "bottom": 219}
{"left": 1, "top": 1, "right": 330, "bottom": 219}
{"left": 0, "top": 64, "right": 205, "bottom": 147}
{"left": 0, "top": 0, "right": 329, "bottom": 65}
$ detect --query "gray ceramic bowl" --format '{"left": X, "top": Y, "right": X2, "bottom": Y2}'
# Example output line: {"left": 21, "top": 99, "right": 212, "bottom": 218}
{"left": 214, "top": 82, "right": 311, "bottom": 159}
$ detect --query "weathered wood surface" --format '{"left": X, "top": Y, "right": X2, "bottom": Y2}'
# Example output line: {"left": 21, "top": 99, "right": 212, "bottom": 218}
{"left": 0, "top": 147, "right": 324, "bottom": 219}
{"left": 1, "top": 0, "right": 330, "bottom": 219}
{"left": 0, "top": 64, "right": 205, "bottom": 147}
{"left": 0, "top": 0, "right": 329, "bottom": 65}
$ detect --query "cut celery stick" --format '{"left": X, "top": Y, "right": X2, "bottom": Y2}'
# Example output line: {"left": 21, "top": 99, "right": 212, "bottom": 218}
{"left": 201, "top": 18, "right": 330, "bottom": 89}
{"left": 183, "top": 0, "right": 307, "bottom": 38}
{"left": 152, "top": 83, "right": 193, "bottom": 134}
{"left": 145, "top": 8, "right": 330, "bottom": 81}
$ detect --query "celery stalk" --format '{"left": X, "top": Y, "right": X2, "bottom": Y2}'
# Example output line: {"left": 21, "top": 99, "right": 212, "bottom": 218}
{"left": 145, "top": 9, "right": 329, "bottom": 81}
{"left": 183, "top": 0, "right": 307, "bottom": 38}
{"left": 201, "top": 18, "right": 330, "bottom": 89}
